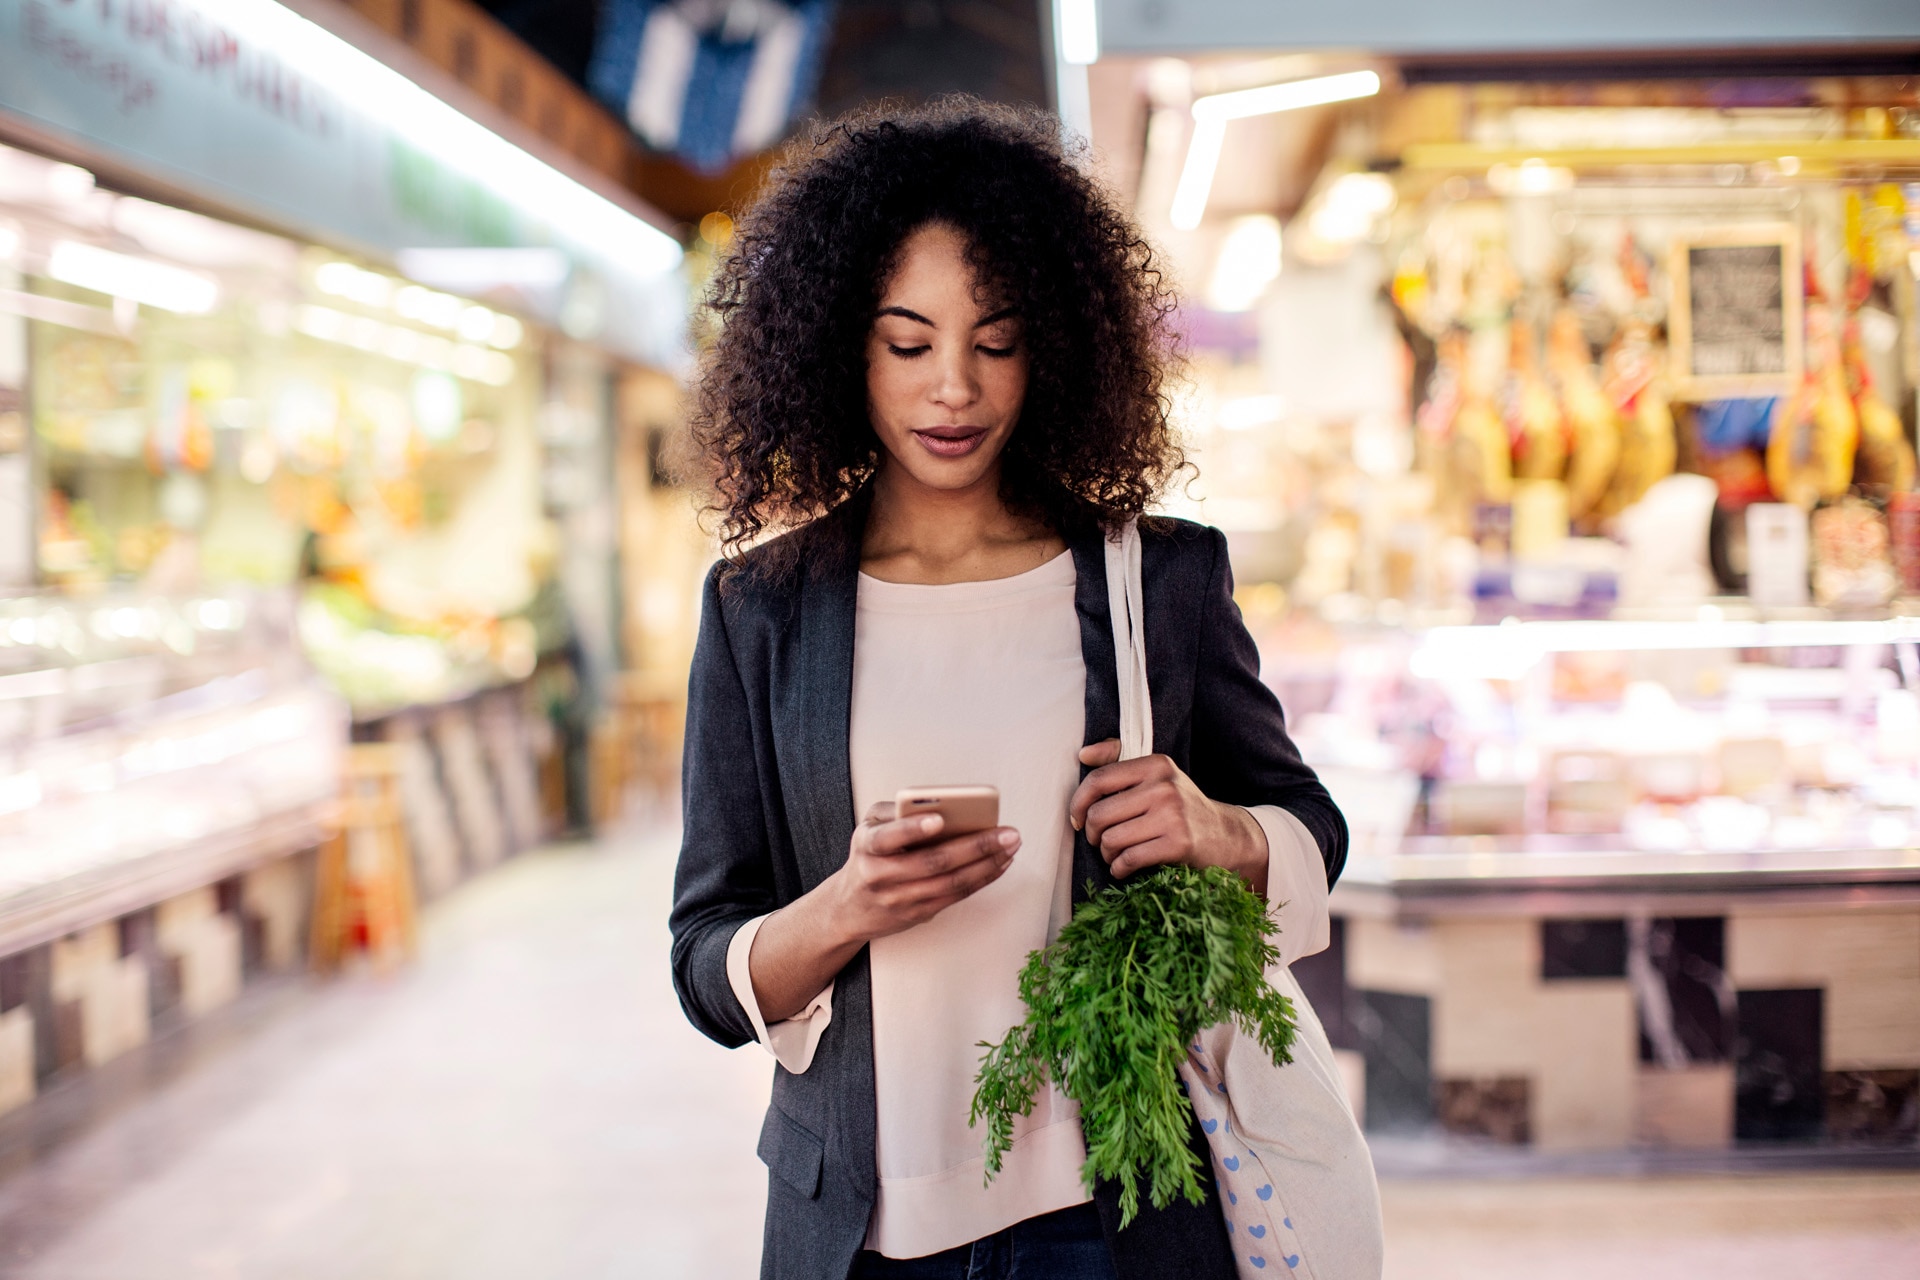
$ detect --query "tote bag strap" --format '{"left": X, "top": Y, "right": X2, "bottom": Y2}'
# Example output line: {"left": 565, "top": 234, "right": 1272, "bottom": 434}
{"left": 1104, "top": 518, "right": 1153, "bottom": 762}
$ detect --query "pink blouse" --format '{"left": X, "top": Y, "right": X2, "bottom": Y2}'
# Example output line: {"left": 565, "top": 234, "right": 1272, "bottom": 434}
{"left": 726, "top": 551, "right": 1328, "bottom": 1259}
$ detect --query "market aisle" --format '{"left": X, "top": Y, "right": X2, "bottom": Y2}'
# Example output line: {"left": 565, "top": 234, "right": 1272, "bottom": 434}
{"left": 0, "top": 824, "right": 773, "bottom": 1280}
{"left": 5, "top": 825, "right": 1918, "bottom": 1280}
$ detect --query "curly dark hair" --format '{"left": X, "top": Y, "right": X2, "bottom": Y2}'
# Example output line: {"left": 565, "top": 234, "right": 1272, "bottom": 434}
{"left": 688, "top": 97, "right": 1186, "bottom": 570}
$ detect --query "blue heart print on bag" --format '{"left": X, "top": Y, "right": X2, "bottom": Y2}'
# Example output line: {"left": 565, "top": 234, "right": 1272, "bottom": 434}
{"left": 1250, "top": 1257, "right": 1266, "bottom": 1270}
{"left": 1256, "top": 1184, "right": 1273, "bottom": 1200}
{"left": 1223, "top": 1156, "right": 1240, "bottom": 1171}
{"left": 1284, "top": 1255, "right": 1300, "bottom": 1269}
{"left": 1249, "top": 1224, "right": 1266, "bottom": 1238}
{"left": 1203, "top": 1118, "right": 1218, "bottom": 1133}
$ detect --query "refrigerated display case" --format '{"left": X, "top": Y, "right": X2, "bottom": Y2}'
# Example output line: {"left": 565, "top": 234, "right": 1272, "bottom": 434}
{"left": 1267, "top": 613, "right": 1920, "bottom": 1152}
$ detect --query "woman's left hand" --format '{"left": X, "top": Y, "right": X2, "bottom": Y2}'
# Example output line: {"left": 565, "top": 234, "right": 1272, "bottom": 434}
{"left": 1068, "top": 739, "right": 1268, "bottom": 896}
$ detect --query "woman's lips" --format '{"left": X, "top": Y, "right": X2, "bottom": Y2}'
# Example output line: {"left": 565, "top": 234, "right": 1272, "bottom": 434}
{"left": 912, "top": 426, "right": 988, "bottom": 458}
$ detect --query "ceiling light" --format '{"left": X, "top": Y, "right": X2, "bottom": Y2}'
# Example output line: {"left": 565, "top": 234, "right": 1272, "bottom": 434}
{"left": 187, "top": 0, "right": 679, "bottom": 276}
{"left": 1219, "top": 394, "right": 1286, "bottom": 431}
{"left": 314, "top": 261, "right": 393, "bottom": 307}
{"left": 1172, "top": 71, "right": 1382, "bottom": 231}
{"left": 1205, "top": 215, "right": 1283, "bottom": 312}
{"left": 1487, "top": 158, "right": 1574, "bottom": 196}
{"left": 47, "top": 241, "right": 219, "bottom": 313}
{"left": 1303, "top": 171, "right": 1397, "bottom": 248}
{"left": 294, "top": 303, "right": 515, "bottom": 385}
{"left": 394, "top": 284, "right": 465, "bottom": 331}
{"left": 1055, "top": 0, "right": 1099, "bottom": 65}
{"left": 457, "top": 305, "right": 496, "bottom": 343}
{"left": 395, "top": 247, "right": 570, "bottom": 292}
{"left": 1169, "top": 119, "right": 1226, "bottom": 231}
{"left": 487, "top": 314, "right": 524, "bottom": 350}
{"left": 1191, "top": 70, "right": 1381, "bottom": 124}
{"left": 112, "top": 198, "right": 294, "bottom": 269}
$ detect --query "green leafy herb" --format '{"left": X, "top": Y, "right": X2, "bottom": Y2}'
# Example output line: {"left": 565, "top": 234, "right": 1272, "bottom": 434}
{"left": 969, "top": 864, "right": 1298, "bottom": 1227}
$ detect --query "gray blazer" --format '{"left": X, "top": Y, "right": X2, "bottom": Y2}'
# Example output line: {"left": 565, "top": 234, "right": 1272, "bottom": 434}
{"left": 670, "top": 499, "right": 1347, "bottom": 1280}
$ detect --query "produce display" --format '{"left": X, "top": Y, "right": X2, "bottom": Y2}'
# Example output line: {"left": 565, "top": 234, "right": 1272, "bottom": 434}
{"left": 971, "top": 865, "right": 1297, "bottom": 1226}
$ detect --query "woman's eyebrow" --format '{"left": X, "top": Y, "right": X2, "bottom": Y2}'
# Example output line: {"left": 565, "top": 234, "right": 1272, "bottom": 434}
{"left": 876, "top": 305, "right": 934, "bottom": 325}
{"left": 974, "top": 307, "right": 1018, "bottom": 328}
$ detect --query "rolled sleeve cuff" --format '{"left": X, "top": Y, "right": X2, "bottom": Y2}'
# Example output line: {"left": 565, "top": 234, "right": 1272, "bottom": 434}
{"left": 724, "top": 914, "right": 834, "bottom": 1074}
{"left": 1245, "top": 805, "right": 1332, "bottom": 967}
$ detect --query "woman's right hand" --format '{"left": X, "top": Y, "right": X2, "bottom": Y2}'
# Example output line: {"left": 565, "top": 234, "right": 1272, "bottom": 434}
{"left": 826, "top": 802, "right": 1021, "bottom": 944}
{"left": 745, "top": 803, "right": 1020, "bottom": 1024}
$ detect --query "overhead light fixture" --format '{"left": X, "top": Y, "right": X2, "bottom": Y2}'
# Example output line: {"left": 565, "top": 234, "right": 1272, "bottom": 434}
{"left": 1205, "top": 215, "right": 1283, "bottom": 312}
{"left": 1171, "top": 70, "right": 1382, "bottom": 231}
{"left": 1304, "top": 171, "right": 1397, "bottom": 248}
{"left": 1218, "top": 393, "right": 1287, "bottom": 432}
{"left": 188, "top": 0, "right": 680, "bottom": 276}
{"left": 47, "top": 241, "right": 219, "bottom": 314}
{"left": 0, "top": 145, "right": 95, "bottom": 209}
{"left": 1487, "top": 158, "right": 1574, "bottom": 197}
{"left": 293, "top": 303, "right": 515, "bottom": 385}
{"left": 111, "top": 197, "right": 295, "bottom": 269}
{"left": 1055, "top": 0, "right": 1099, "bottom": 65}
{"left": 395, "top": 247, "right": 570, "bottom": 293}
{"left": 315, "top": 260, "right": 393, "bottom": 308}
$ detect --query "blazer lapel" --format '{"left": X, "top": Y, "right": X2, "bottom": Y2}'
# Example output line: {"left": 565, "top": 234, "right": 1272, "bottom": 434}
{"left": 1069, "top": 526, "right": 1119, "bottom": 905}
{"left": 782, "top": 500, "right": 865, "bottom": 894}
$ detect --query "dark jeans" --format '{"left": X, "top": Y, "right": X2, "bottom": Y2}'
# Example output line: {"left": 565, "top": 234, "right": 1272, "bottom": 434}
{"left": 849, "top": 1202, "right": 1117, "bottom": 1280}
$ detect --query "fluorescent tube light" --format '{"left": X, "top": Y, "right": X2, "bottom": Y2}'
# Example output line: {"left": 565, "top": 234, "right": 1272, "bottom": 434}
{"left": 395, "top": 247, "right": 570, "bottom": 292}
{"left": 188, "top": 0, "right": 680, "bottom": 276}
{"left": 1172, "top": 71, "right": 1382, "bottom": 231}
{"left": 1169, "top": 118, "right": 1225, "bottom": 231}
{"left": 294, "top": 303, "right": 515, "bottom": 385}
{"left": 1056, "top": 0, "right": 1099, "bottom": 65}
{"left": 48, "top": 241, "right": 219, "bottom": 313}
{"left": 1191, "top": 70, "right": 1382, "bottom": 124}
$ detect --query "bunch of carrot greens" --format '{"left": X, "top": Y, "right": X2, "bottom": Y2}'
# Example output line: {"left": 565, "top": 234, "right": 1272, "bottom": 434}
{"left": 970, "top": 864, "right": 1298, "bottom": 1226}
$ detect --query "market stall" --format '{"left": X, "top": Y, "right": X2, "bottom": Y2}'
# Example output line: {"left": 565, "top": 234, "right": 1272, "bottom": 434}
{"left": 0, "top": 0, "right": 690, "bottom": 1120}
{"left": 1097, "top": 66, "right": 1920, "bottom": 1152}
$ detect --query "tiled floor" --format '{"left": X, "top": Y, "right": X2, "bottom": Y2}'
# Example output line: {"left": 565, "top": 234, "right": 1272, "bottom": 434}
{"left": 1, "top": 824, "right": 1916, "bottom": 1279}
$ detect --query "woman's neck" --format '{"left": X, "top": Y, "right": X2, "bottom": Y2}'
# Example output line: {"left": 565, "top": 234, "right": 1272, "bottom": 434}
{"left": 860, "top": 462, "right": 1066, "bottom": 585}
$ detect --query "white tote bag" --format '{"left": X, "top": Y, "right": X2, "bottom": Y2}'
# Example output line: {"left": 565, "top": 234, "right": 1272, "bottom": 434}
{"left": 1105, "top": 520, "right": 1384, "bottom": 1280}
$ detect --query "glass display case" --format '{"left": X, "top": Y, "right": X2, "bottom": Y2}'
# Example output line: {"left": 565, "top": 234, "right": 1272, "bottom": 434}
{"left": 1264, "top": 615, "right": 1920, "bottom": 1153}
{"left": 0, "top": 587, "right": 345, "bottom": 953}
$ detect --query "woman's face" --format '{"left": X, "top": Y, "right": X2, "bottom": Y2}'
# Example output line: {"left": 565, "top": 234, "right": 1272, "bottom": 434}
{"left": 866, "top": 222, "right": 1027, "bottom": 495}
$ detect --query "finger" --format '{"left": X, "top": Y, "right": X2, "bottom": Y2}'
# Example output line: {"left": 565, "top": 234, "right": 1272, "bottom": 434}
{"left": 1091, "top": 811, "right": 1173, "bottom": 864}
{"left": 1078, "top": 738, "right": 1122, "bottom": 767}
{"left": 1082, "top": 786, "right": 1152, "bottom": 855}
{"left": 1108, "top": 836, "right": 1182, "bottom": 880}
{"left": 909, "top": 838, "right": 1017, "bottom": 907}
{"left": 861, "top": 802, "right": 897, "bottom": 827}
{"left": 866, "top": 812, "right": 943, "bottom": 856}
{"left": 885, "top": 827, "right": 1019, "bottom": 883}
{"left": 1068, "top": 758, "right": 1156, "bottom": 831}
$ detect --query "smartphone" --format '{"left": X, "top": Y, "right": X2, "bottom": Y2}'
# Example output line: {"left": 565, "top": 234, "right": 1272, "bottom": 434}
{"left": 894, "top": 785, "right": 1000, "bottom": 837}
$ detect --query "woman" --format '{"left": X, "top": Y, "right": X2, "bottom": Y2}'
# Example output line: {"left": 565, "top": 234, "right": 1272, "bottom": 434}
{"left": 671, "top": 100, "right": 1348, "bottom": 1280}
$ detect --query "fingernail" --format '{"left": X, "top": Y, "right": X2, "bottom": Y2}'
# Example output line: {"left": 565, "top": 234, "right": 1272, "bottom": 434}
{"left": 998, "top": 830, "right": 1019, "bottom": 849}
{"left": 920, "top": 816, "right": 940, "bottom": 833}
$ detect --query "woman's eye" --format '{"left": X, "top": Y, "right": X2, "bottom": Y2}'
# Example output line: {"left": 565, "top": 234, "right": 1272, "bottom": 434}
{"left": 978, "top": 343, "right": 1019, "bottom": 358}
{"left": 886, "top": 344, "right": 929, "bottom": 358}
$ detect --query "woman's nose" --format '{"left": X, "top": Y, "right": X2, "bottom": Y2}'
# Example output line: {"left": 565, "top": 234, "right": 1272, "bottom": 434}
{"left": 929, "top": 346, "right": 980, "bottom": 410}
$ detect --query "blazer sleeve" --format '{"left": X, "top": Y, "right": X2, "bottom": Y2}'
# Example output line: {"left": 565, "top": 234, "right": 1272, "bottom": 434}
{"left": 668, "top": 564, "right": 778, "bottom": 1049}
{"left": 1189, "top": 527, "right": 1349, "bottom": 887}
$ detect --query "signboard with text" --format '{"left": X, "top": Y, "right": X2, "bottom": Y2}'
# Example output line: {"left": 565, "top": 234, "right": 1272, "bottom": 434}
{"left": 1668, "top": 225, "right": 1802, "bottom": 401}
{"left": 0, "top": 0, "right": 684, "bottom": 367}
